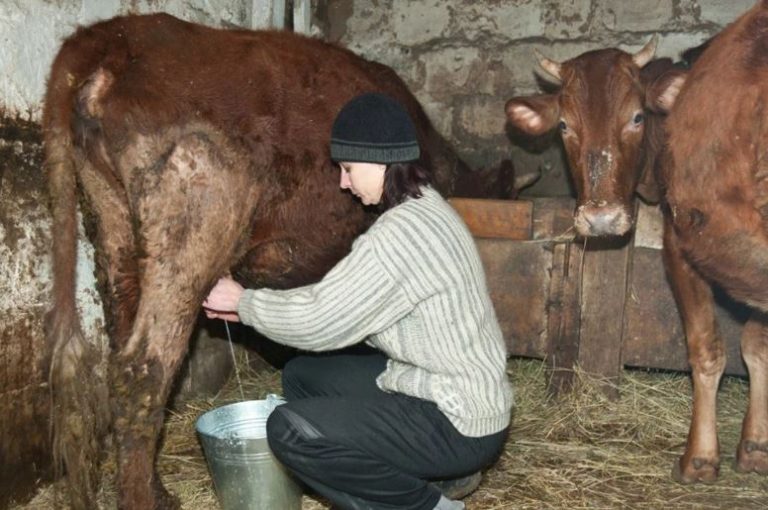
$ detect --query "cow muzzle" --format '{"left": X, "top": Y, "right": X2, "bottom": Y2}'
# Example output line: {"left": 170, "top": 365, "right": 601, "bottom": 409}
{"left": 574, "top": 202, "right": 633, "bottom": 237}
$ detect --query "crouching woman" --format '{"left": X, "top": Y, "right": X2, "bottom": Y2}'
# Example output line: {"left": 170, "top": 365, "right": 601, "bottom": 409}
{"left": 204, "top": 93, "right": 513, "bottom": 510}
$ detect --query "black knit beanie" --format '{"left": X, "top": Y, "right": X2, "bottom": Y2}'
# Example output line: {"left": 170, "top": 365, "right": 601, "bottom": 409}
{"left": 330, "top": 93, "right": 421, "bottom": 164}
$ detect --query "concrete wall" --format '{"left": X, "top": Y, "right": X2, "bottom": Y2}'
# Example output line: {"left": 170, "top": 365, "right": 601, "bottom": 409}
{"left": 323, "top": 0, "right": 757, "bottom": 196}
{"left": 3, "top": 1, "right": 756, "bottom": 196}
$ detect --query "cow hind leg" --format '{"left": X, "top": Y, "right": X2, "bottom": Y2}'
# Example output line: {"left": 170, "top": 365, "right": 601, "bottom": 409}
{"left": 735, "top": 311, "right": 768, "bottom": 474}
{"left": 47, "top": 151, "right": 120, "bottom": 509}
{"left": 664, "top": 224, "right": 725, "bottom": 483}
{"left": 112, "top": 128, "right": 262, "bottom": 509}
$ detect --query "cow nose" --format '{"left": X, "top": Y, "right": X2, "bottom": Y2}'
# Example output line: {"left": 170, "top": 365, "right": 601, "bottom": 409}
{"left": 574, "top": 203, "right": 632, "bottom": 237}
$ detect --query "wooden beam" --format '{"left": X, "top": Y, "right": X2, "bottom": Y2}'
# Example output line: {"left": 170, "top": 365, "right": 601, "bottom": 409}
{"left": 546, "top": 242, "right": 582, "bottom": 396}
{"left": 577, "top": 236, "right": 633, "bottom": 399}
{"left": 449, "top": 198, "right": 533, "bottom": 240}
{"left": 475, "top": 239, "right": 551, "bottom": 358}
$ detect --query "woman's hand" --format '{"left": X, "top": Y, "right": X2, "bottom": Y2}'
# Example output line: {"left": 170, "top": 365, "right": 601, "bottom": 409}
{"left": 203, "top": 277, "right": 245, "bottom": 323}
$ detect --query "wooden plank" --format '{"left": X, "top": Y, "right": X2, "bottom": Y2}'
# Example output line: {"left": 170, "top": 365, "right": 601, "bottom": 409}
{"left": 577, "top": 237, "right": 633, "bottom": 399}
{"left": 531, "top": 197, "right": 575, "bottom": 241}
{"left": 545, "top": 242, "right": 582, "bottom": 395}
{"left": 475, "top": 239, "right": 551, "bottom": 358}
{"left": 449, "top": 198, "right": 533, "bottom": 240}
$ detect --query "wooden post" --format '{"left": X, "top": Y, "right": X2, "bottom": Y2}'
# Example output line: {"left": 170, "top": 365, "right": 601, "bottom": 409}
{"left": 546, "top": 242, "right": 582, "bottom": 395}
{"left": 577, "top": 236, "right": 633, "bottom": 399}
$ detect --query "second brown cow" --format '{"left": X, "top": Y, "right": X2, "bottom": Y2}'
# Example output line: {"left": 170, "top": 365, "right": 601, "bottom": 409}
{"left": 505, "top": 0, "right": 768, "bottom": 484}
{"left": 650, "top": 0, "right": 768, "bottom": 483}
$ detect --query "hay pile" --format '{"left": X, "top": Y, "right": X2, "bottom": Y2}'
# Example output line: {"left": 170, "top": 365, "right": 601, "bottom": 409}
{"left": 13, "top": 355, "right": 768, "bottom": 509}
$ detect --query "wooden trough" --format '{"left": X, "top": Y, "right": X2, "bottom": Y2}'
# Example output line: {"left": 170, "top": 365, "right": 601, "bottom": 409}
{"left": 449, "top": 197, "right": 749, "bottom": 398}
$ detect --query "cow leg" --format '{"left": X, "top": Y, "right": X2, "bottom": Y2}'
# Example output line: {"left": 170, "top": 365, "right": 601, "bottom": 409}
{"left": 663, "top": 223, "right": 725, "bottom": 483}
{"left": 735, "top": 312, "right": 768, "bottom": 474}
{"left": 78, "top": 154, "right": 140, "bottom": 350}
{"left": 48, "top": 151, "right": 137, "bottom": 509}
{"left": 111, "top": 129, "right": 261, "bottom": 509}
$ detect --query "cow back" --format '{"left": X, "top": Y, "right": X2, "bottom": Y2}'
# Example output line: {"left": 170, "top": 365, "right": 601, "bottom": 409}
{"left": 46, "top": 13, "right": 467, "bottom": 289}
{"left": 664, "top": 1, "right": 768, "bottom": 223}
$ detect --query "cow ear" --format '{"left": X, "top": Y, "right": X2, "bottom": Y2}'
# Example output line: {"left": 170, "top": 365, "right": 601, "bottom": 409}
{"left": 646, "top": 68, "right": 687, "bottom": 113}
{"left": 505, "top": 95, "right": 561, "bottom": 136}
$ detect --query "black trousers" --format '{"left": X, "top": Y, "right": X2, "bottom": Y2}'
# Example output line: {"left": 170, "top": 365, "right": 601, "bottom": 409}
{"left": 266, "top": 349, "right": 507, "bottom": 510}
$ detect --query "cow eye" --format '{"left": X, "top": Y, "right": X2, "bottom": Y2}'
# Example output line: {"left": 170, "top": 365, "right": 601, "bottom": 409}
{"left": 558, "top": 120, "right": 568, "bottom": 132}
{"left": 632, "top": 112, "right": 645, "bottom": 125}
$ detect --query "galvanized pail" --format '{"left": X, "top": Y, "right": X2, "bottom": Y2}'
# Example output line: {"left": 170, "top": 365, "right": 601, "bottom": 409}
{"left": 196, "top": 396, "right": 302, "bottom": 510}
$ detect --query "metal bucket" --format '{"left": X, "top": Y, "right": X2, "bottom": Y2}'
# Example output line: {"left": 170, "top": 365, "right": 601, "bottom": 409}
{"left": 196, "top": 396, "right": 302, "bottom": 510}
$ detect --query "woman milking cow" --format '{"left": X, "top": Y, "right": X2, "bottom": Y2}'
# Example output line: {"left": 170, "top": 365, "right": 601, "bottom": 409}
{"left": 204, "top": 93, "right": 513, "bottom": 510}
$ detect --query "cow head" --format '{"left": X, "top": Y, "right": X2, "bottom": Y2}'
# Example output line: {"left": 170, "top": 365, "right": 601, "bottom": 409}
{"left": 505, "top": 36, "right": 662, "bottom": 237}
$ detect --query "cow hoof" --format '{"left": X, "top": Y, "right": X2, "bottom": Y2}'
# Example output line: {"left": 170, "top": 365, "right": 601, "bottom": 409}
{"left": 672, "top": 456, "right": 719, "bottom": 484}
{"left": 735, "top": 440, "right": 768, "bottom": 474}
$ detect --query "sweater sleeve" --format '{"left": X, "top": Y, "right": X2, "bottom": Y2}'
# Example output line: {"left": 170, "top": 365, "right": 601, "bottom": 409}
{"left": 236, "top": 235, "right": 414, "bottom": 351}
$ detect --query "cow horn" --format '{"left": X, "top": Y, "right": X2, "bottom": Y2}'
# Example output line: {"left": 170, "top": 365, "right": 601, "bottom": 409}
{"left": 632, "top": 34, "right": 659, "bottom": 68}
{"left": 534, "top": 48, "right": 562, "bottom": 83}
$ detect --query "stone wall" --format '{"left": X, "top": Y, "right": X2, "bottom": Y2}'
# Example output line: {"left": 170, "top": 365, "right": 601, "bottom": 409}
{"left": 2, "top": 1, "right": 756, "bottom": 196}
{"left": 321, "top": 0, "right": 757, "bottom": 196}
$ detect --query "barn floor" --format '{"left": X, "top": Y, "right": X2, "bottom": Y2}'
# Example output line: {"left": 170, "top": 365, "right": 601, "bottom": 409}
{"left": 12, "top": 354, "right": 768, "bottom": 509}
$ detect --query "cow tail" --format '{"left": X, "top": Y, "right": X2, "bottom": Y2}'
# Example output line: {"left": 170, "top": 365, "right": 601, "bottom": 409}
{"left": 43, "top": 46, "right": 109, "bottom": 510}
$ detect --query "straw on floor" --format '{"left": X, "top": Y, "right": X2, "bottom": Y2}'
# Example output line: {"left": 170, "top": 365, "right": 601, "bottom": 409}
{"left": 12, "top": 352, "right": 768, "bottom": 509}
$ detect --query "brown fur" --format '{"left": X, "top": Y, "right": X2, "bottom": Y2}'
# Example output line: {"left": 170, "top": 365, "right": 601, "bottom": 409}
{"left": 505, "top": 47, "right": 675, "bottom": 236}
{"left": 42, "top": 14, "right": 484, "bottom": 509}
{"left": 658, "top": 0, "right": 768, "bottom": 482}
{"left": 504, "top": 24, "right": 768, "bottom": 485}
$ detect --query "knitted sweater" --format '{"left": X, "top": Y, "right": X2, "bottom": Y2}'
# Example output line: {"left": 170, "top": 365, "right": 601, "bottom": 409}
{"left": 237, "top": 186, "right": 513, "bottom": 437}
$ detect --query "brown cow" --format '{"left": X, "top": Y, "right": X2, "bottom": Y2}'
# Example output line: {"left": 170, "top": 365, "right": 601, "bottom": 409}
{"left": 42, "top": 13, "right": 511, "bottom": 509}
{"left": 648, "top": 0, "right": 768, "bottom": 483}
{"left": 504, "top": 36, "right": 667, "bottom": 236}
{"left": 505, "top": 5, "right": 768, "bottom": 484}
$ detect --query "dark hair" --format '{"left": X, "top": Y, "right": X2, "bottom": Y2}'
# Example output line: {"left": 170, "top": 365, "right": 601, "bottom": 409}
{"left": 380, "top": 161, "right": 432, "bottom": 210}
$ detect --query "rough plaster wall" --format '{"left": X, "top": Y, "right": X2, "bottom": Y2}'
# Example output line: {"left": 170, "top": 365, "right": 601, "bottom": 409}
{"left": 0, "top": 119, "right": 101, "bottom": 501}
{"left": 326, "top": 0, "right": 758, "bottom": 196}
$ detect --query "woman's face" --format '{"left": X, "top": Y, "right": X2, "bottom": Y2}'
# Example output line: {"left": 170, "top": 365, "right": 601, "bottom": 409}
{"left": 338, "top": 161, "right": 386, "bottom": 205}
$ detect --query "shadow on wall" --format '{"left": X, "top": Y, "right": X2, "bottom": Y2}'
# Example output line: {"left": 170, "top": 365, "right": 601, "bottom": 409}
{"left": 504, "top": 122, "right": 574, "bottom": 199}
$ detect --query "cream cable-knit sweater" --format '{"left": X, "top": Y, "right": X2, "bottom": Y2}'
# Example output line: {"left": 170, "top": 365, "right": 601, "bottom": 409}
{"left": 238, "top": 186, "right": 513, "bottom": 437}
